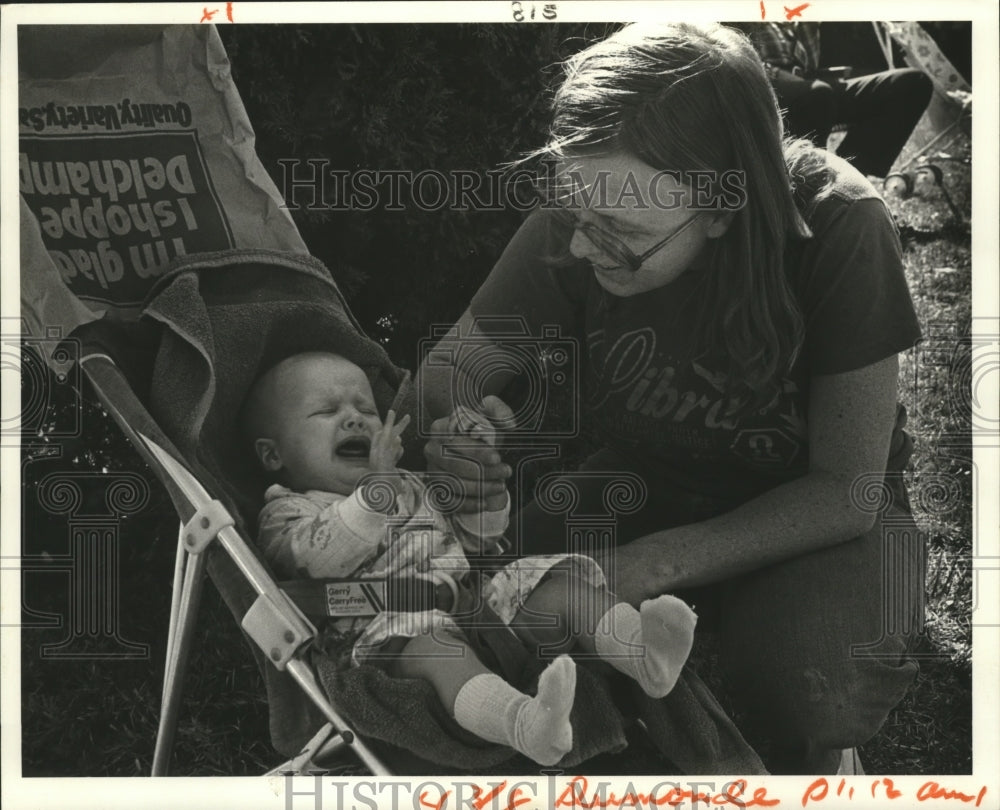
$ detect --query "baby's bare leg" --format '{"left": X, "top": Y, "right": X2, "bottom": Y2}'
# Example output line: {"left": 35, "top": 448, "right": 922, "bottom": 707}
{"left": 392, "top": 632, "right": 577, "bottom": 766}
{"left": 509, "top": 567, "right": 615, "bottom": 653}
{"left": 393, "top": 632, "right": 491, "bottom": 710}
{"left": 511, "top": 567, "right": 697, "bottom": 698}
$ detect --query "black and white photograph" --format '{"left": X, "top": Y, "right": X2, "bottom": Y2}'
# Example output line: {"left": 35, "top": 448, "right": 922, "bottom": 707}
{"left": 2, "top": 2, "right": 997, "bottom": 808}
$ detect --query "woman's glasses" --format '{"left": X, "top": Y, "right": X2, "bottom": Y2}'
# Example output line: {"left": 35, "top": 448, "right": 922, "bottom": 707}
{"left": 568, "top": 211, "right": 703, "bottom": 273}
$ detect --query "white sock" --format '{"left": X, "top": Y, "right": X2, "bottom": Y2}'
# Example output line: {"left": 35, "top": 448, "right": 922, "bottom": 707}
{"left": 452, "top": 655, "right": 576, "bottom": 765}
{"left": 593, "top": 596, "right": 697, "bottom": 698}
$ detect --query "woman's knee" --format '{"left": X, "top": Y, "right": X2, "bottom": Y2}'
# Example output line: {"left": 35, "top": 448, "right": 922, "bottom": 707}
{"left": 717, "top": 515, "right": 924, "bottom": 746}
{"left": 725, "top": 647, "right": 919, "bottom": 748}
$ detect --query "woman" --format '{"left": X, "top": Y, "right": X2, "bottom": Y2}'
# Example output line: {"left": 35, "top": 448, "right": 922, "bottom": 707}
{"left": 418, "top": 22, "right": 924, "bottom": 774}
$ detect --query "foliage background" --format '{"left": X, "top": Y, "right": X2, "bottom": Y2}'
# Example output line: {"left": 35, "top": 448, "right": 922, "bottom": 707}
{"left": 220, "top": 24, "right": 610, "bottom": 364}
{"left": 19, "top": 21, "right": 973, "bottom": 776}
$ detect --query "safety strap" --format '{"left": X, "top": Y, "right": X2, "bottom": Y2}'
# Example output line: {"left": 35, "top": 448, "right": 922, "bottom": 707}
{"left": 280, "top": 575, "right": 458, "bottom": 619}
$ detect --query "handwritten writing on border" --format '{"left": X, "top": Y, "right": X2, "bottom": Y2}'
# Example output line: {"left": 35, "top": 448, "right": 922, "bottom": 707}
{"left": 804, "top": 777, "right": 988, "bottom": 808}
{"left": 298, "top": 775, "right": 991, "bottom": 810}
{"left": 759, "top": 2, "right": 810, "bottom": 19}
{"left": 553, "top": 776, "right": 778, "bottom": 808}
{"left": 200, "top": 3, "right": 234, "bottom": 23}
{"left": 421, "top": 775, "right": 991, "bottom": 810}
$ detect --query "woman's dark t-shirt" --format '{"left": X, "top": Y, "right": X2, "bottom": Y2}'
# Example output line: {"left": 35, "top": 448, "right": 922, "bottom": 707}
{"left": 469, "top": 155, "right": 921, "bottom": 505}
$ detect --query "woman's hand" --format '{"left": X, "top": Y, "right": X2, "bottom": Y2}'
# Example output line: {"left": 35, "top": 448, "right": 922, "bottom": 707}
{"left": 423, "top": 395, "right": 514, "bottom": 514}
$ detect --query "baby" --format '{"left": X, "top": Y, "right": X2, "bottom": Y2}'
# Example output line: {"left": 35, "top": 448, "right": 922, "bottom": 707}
{"left": 243, "top": 351, "right": 696, "bottom": 765}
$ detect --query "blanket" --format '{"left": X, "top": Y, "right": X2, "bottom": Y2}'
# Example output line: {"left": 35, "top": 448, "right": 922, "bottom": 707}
{"left": 312, "top": 594, "right": 628, "bottom": 771}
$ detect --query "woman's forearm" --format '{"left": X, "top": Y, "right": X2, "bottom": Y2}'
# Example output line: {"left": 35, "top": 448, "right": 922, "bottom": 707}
{"left": 608, "top": 470, "right": 877, "bottom": 603}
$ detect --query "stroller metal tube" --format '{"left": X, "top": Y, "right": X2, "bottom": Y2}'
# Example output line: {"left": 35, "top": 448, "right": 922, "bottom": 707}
{"left": 215, "top": 525, "right": 301, "bottom": 607}
{"left": 140, "top": 434, "right": 388, "bottom": 775}
{"left": 153, "top": 545, "right": 208, "bottom": 776}
{"left": 139, "top": 434, "right": 297, "bottom": 605}
{"left": 285, "top": 659, "right": 390, "bottom": 776}
{"left": 161, "top": 522, "right": 188, "bottom": 706}
{"left": 264, "top": 722, "right": 348, "bottom": 775}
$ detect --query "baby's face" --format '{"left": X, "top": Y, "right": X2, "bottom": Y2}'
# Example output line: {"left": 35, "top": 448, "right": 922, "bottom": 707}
{"left": 255, "top": 354, "right": 383, "bottom": 495}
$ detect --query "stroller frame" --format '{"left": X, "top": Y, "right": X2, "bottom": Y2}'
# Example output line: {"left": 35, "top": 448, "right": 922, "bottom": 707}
{"left": 80, "top": 352, "right": 391, "bottom": 776}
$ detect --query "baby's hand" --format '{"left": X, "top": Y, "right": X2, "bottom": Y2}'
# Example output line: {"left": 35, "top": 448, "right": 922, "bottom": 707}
{"left": 368, "top": 409, "right": 411, "bottom": 473}
{"left": 447, "top": 405, "right": 497, "bottom": 447}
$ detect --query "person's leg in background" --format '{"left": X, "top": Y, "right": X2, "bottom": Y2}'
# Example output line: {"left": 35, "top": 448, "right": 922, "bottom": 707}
{"left": 777, "top": 79, "right": 839, "bottom": 148}
{"left": 714, "top": 501, "right": 925, "bottom": 774}
{"left": 833, "top": 68, "right": 934, "bottom": 177}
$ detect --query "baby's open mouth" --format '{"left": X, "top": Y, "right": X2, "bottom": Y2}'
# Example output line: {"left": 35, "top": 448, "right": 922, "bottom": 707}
{"left": 334, "top": 436, "right": 371, "bottom": 459}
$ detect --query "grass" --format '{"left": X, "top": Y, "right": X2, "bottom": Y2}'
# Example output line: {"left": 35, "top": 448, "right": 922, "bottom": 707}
{"left": 18, "top": 120, "right": 972, "bottom": 777}
{"left": 858, "top": 113, "right": 973, "bottom": 775}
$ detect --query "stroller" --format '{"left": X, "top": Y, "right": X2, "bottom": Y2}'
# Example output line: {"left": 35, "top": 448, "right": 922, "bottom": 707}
{"left": 17, "top": 23, "right": 767, "bottom": 777}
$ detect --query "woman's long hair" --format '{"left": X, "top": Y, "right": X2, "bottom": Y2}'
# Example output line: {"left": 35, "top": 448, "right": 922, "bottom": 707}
{"left": 533, "top": 23, "right": 832, "bottom": 414}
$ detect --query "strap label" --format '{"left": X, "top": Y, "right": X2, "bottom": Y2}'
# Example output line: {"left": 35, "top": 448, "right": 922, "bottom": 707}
{"left": 324, "top": 581, "right": 385, "bottom": 617}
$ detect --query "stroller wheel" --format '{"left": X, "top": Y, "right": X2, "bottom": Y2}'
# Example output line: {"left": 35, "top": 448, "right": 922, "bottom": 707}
{"left": 883, "top": 173, "right": 913, "bottom": 198}
{"left": 913, "top": 164, "right": 944, "bottom": 195}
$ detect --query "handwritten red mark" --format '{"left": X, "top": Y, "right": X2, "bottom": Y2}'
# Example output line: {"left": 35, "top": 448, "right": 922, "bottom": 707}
{"left": 419, "top": 790, "right": 451, "bottom": 810}
{"left": 807, "top": 778, "right": 891, "bottom": 806}
{"left": 835, "top": 778, "right": 855, "bottom": 800}
{"left": 471, "top": 782, "right": 532, "bottom": 810}
{"left": 784, "top": 3, "right": 809, "bottom": 18}
{"left": 556, "top": 776, "right": 778, "bottom": 808}
{"left": 803, "top": 779, "right": 827, "bottom": 806}
{"left": 760, "top": 1, "right": 766, "bottom": 17}
{"left": 870, "top": 778, "right": 903, "bottom": 800}
{"left": 226, "top": 1, "right": 233, "bottom": 21}
{"left": 200, "top": 7, "right": 218, "bottom": 22}
{"left": 723, "top": 780, "right": 780, "bottom": 807}
{"left": 917, "top": 782, "right": 988, "bottom": 807}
